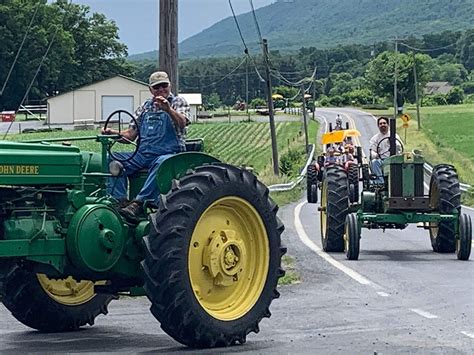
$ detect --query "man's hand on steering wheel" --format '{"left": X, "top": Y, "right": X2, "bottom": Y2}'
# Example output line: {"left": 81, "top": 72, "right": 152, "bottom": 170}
{"left": 103, "top": 110, "right": 141, "bottom": 163}
{"left": 375, "top": 136, "right": 404, "bottom": 159}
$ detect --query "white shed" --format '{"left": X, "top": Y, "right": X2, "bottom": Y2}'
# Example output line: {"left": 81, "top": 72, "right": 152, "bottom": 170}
{"left": 47, "top": 75, "right": 202, "bottom": 125}
{"left": 180, "top": 93, "right": 202, "bottom": 122}
{"left": 47, "top": 75, "right": 150, "bottom": 125}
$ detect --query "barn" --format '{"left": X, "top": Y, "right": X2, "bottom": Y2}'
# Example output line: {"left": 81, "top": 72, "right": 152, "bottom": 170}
{"left": 46, "top": 75, "right": 201, "bottom": 125}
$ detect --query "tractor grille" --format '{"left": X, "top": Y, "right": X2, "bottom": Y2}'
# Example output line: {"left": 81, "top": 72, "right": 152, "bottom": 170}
{"left": 414, "top": 164, "right": 424, "bottom": 197}
{"left": 389, "top": 163, "right": 425, "bottom": 197}
{"left": 390, "top": 164, "right": 403, "bottom": 197}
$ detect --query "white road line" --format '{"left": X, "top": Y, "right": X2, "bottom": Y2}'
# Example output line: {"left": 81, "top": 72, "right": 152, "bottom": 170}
{"left": 294, "top": 201, "right": 382, "bottom": 289}
{"left": 376, "top": 291, "right": 390, "bottom": 297}
{"left": 461, "top": 331, "right": 474, "bottom": 339}
{"left": 410, "top": 308, "right": 439, "bottom": 319}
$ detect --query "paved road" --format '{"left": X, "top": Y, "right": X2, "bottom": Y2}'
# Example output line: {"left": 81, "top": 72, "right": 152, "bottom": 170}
{"left": 0, "top": 108, "right": 472, "bottom": 353}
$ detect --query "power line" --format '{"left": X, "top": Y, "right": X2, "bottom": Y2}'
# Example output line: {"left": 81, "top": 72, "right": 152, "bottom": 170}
{"left": 249, "top": 0, "right": 264, "bottom": 46}
{"left": 182, "top": 57, "right": 247, "bottom": 89}
{"left": 228, "top": 0, "right": 248, "bottom": 54}
{"left": 228, "top": 0, "right": 265, "bottom": 82}
{"left": 0, "top": 0, "right": 42, "bottom": 96}
{"left": 398, "top": 41, "right": 458, "bottom": 52}
{"left": 270, "top": 66, "right": 317, "bottom": 87}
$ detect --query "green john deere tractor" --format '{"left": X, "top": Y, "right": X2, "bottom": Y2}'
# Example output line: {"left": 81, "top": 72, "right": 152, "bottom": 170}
{"left": 0, "top": 110, "right": 286, "bottom": 348}
{"left": 319, "top": 117, "right": 471, "bottom": 261}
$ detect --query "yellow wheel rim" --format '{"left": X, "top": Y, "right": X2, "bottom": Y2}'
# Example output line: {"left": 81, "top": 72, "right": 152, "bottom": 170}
{"left": 37, "top": 274, "right": 97, "bottom": 305}
{"left": 189, "top": 196, "right": 269, "bottom": 321}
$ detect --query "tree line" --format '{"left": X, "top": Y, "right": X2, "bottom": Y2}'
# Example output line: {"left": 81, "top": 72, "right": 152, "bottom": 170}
{"left": 1, "top": 0, "right": 472, "bottom": 111}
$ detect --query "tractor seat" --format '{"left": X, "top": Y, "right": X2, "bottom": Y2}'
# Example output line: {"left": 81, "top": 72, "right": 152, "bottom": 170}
{"left": 184, "top": 138, "right": 204, "bottom": 152}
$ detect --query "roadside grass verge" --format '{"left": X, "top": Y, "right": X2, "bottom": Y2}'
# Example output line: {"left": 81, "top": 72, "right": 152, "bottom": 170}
{"left": 278, "top": 255, "right": 300, "bottom": 285}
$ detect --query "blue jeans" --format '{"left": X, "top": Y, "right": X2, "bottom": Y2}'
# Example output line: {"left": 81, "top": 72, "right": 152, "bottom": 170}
{"left": 371, "top": 159, "right": 384, "bottom": 184}
{"left": 107, "top": 152, "right": 174, "bottom": 203}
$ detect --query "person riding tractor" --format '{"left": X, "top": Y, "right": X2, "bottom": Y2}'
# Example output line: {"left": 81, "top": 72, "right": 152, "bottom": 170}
{"left": 306, "top": 128, "right": 363, "bottom": 204}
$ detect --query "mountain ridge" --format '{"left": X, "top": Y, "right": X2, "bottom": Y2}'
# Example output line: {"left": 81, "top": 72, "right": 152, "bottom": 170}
{"left": 129, "top": 0, "right": 473, "bottom": 60}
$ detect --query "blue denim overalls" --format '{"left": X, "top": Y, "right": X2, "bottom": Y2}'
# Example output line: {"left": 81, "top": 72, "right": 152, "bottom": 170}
{"left": 107, "top": 107, "right": 184, "bottom": 202}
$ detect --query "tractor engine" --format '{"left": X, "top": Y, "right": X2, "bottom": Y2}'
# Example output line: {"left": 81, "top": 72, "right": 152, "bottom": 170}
{"left": 0, "top": 141, "right": 141, "bottom": 282}
{"left": 382, "top": 152, "right": 427, "bottom": 211}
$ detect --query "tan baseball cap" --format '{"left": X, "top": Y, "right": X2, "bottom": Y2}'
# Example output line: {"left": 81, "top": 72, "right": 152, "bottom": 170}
{"left": 149, "top": 71, "right": 170, "bottom": 86}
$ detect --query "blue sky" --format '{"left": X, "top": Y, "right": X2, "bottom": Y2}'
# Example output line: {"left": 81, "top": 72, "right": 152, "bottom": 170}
{"left": 71, "top": 0, "right": 275, "bottom": 54}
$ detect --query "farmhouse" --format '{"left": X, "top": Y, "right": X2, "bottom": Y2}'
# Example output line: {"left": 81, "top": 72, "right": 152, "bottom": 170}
{"left": 47, "top": 75, "right": 201, "bottom": 125}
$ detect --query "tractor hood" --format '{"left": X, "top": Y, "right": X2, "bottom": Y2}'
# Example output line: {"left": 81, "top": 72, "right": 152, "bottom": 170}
{"left": 0, "top": 141, "right": 83, "bottom": 185}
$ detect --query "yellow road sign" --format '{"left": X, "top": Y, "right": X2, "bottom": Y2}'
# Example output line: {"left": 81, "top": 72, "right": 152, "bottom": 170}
{"left": 402, "top": 122, "right": 409, "bottom": 129}
{"left": 401, "top": 114, "right": 411, "bottom": 123}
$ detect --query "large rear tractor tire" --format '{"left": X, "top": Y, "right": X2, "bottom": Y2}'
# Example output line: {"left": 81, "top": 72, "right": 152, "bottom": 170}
{"left": 0, "top": 266, "right": 115, "bottom": 332}
{"left": 142, "top": 163, "right": 286, "bottom": 348}
{"left": 457, "top": 214, "right": 472, "bottom": 261}
{"left": 306, "top": 164, "right": 318, "bottom": 204}
{"left": 347, "top": 163, "right": 359, "bottom": 203}
{"left": 429, "top": 165, "right": 461, "bottom": 253}
{"left": 320, "top": 165, "right": 349, "bottom": 252}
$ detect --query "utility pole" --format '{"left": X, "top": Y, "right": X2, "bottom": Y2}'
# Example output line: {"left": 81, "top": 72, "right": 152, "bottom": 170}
{"left": 393, "top": 37, "right": 398, "bottom": 120}
{"left": 246, "top": 56, "right": 250, "bottom": 121}
{"left": 391, "top": 37, "right": 398, "bottom": 156}
{"left": 159, "top": 0, "right": 178, "bottom": 92}
{"left": 412, "top": 51, "right": 421, "bottom": 130}
{"left": 262, "top": 39, "right": 279, "bottom": 176}
{"left": 312, "top": 76, "right": 316, "bottom": 121}
{"left": 301, "top": 84, "right": 309, "bottom": 153}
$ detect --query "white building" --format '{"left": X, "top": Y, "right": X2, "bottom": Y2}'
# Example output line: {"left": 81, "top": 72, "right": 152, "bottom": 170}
{"left": 47, "top": 75, "right": 201, "bottom": 125}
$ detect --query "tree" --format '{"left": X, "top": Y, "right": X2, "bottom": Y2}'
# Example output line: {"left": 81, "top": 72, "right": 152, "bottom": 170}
{"left": 431, "top": 62, "right": 468, "bottom": 85}
{"left": 456, "top": 29, "right": 474, "bottom": 71}
{"left": 365, "top": 51, "right": 432, "bottom": 103}
{"left": 204, "top": 92, "right": 222, "bottom": 110}
{"left": 0, "top": 0, "right": 133, "bottom": 111}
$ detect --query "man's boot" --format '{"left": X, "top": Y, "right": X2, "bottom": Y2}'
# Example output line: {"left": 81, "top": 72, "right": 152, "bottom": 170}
{"left": 119, "top": 200, "right": 143, "bottom": 223}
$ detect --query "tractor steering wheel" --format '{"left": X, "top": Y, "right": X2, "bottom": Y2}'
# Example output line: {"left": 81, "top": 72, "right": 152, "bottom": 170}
{"left": 375, "top": 136, "right": 404, "bottom": 159}
{"left": 103, "top": 110, "right": 141, "bottom": 163}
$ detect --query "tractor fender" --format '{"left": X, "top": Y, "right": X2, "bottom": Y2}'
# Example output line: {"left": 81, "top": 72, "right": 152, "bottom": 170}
{"left": 156, "top": 152, "right": 220, "bottom": 194}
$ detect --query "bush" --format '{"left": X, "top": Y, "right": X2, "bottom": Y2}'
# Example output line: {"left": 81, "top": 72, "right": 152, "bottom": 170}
{"left": 463, "top": 93, "right": 474, "bottom": 104}
{"left": 422, "top": 94, "right": 447, "bottom": 106}
{"left": 279, "top": 148, "right": 304, "bottom": 177}
{"left": 361, "top": 103, "right": 389, "bottom": 110}
{"left": 328, "top": 95, "right": 346, "bottom": 106}
{"left": 446, "top": 87, "right": 464, "bottom": 104}
{"left": 342, "top": 88, "right": 373, "bottom": 105}
{"left": 250, "top": 98, "right": 266, "bottom": 108}
{"left": 318, "top": 96, "right": 330, "bottom": 107}
{"left": 461, "top": 81, "right": 474, "bottom": 94}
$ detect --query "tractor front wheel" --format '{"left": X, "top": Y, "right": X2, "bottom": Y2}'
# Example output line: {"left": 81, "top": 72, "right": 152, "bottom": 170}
{"left": 347, "top": 163, "right": 359, "bottom": 203}
{"left": 457, "top": 214, "right": 472, "bottom": 261}
{"left": 320, "top": 165, "right": 349, "bottom": 252}
{"left": 429, "top": 165, "right": 461, "bottom": 253}
{"left": 307, "top": 164, "right": 318, "bottom": 203}
{"left": 142, "top": 163, "right": 285, "bottom": 348}
{"left": 0, "top": 266, "right": 115, "bottom": 332}
{"left": 344, "top": 213, "right": 360, "bottom": 260}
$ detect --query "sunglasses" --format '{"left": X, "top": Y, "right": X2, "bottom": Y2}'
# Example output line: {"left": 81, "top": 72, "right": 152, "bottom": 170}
{"left": 151, "top": 83, "right": 169, "bottom": 90}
